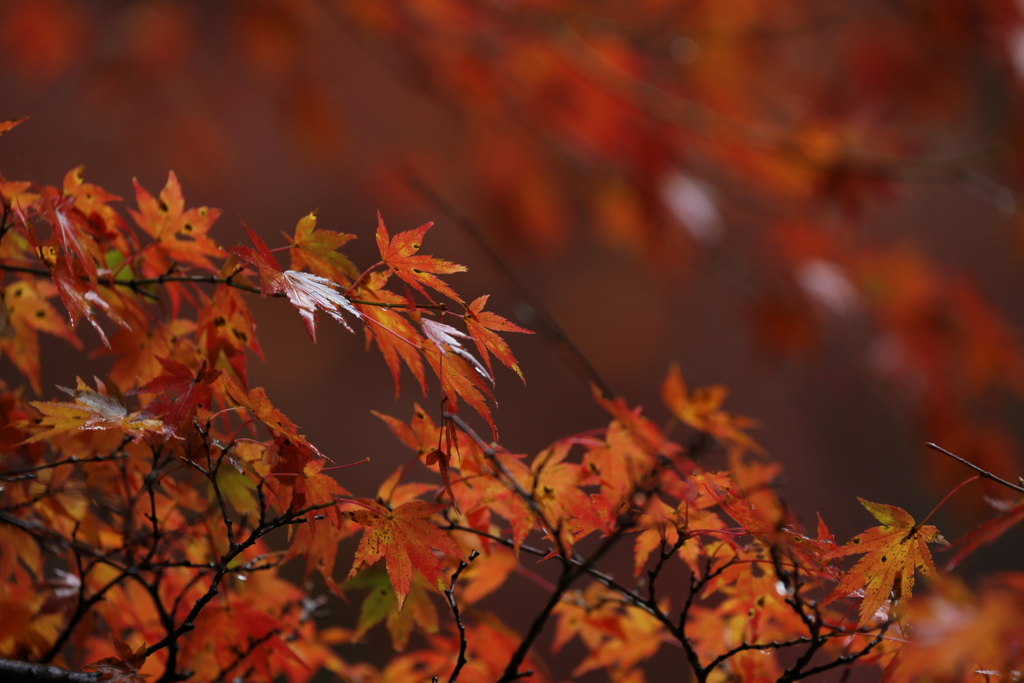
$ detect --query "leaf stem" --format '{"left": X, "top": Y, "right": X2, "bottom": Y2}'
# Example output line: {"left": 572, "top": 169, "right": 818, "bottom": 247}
{"left": 917, "top": 475, "right": 980, "bottom": 528}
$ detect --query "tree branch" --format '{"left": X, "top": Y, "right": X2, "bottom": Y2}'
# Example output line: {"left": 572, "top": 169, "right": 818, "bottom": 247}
{"left": 0, "top": 659, "right": 99, "bottom": 683}
{"left": 926, "top": 443, "right": 1024, "bottom": 495}
{"left": 445, "top": 549, "right": 479, "bottom": 683}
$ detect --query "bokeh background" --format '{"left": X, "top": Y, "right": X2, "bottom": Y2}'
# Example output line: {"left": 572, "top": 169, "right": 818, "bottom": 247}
{"left": 4, "top": 0, "right": 1024, "bottom": 679}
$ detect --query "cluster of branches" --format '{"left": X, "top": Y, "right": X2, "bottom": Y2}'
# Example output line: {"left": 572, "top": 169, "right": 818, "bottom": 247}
{"left": 1, "top": 118, "right": 1023, "bottom": 683}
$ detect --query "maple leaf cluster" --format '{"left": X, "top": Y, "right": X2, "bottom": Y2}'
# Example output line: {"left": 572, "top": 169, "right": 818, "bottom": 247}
{"left": 2, "top": 113, "right": 1024, "bottom": 683}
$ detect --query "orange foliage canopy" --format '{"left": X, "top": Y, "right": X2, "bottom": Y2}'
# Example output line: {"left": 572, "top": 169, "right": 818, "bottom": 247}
{"left": 3, "top": 20, "right": 1024, "bottom": 675}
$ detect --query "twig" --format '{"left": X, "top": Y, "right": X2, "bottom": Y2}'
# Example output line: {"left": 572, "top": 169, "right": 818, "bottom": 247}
{"left": 495, "top": 522, "right": 630, "bottom": 683}
{"left": 926, "top": 443, "right": 1024, "bottom": 495}
{"left": 144, "top": 501, "right": 339, "bottom": 682}
{"left": 0, "top": 453, "right": 128, "bottom": 481}
{"left": 445, "top": 549, "right": 479, "bottom": 683}
{"left": 0, "top": 262, "right": 446, "bottom": 310}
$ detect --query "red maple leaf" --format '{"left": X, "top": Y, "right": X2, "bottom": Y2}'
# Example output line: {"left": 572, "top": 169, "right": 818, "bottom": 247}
{"left": 137, "top": 357, "right": 221, "bottom": 434}
{"left": 82, "top": 638, "right": 150, "bottom": 683}
{"left": 354, "top": 272, "right": 427, "bottom": 398}
{"left": 376, "top": 213, "right": 466, "bottom": 304}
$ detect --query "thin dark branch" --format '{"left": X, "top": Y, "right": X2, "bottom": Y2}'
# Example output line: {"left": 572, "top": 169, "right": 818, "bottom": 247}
{"left": 444, "top": 412, "right": 565, "bottom": 558}
{"left": 681, "top": 557, "right": 736, "bottom": 682}
{"left": 144, "top": 501, "right": 337, "bottom": 680}
{"left": 926, "top": 443, "right": 1024, "bottom": 495}
{"left": 445, "top": 549, "right": 479, "bottom": 683}
{"left": 214, "top": 632, "right": 276, "bottom": 683}
{"left": 442, "top": 522, "right": 665, "bottom": 618}
{"left": 703, "top": 636, "right": 815, "bottom": 673}
{"left": 41, "top": 566, "right": 133, "bottom": 663}
{"left": 0, "top": 453, "right": 128, "bottom": 481}
{"left": 646, "top": 532, "right": 686, "bottom": 604}
{"left": 0, "top": 262, "right": 445, "bottom": 310}
{"left": 787, "top": 622, "right": 891, "bottom": 681}
{"left": 0, "top": 510, "right": 123, "bottom": 565}
{"left": 495, "top": 521, "right": 631, "bottom": 683}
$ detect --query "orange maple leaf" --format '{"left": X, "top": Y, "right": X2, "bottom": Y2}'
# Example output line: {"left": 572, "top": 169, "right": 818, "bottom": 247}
{"left": 823, "top": 498, "right": 947, "bottom": 626}
{"left": 295, "top": 459, "right": 349, "bottom": 528}
{"left": 129, "top": 171, "right": 223, "bottom": 272}
{"left": 463, "top": 295, "right": 533, "bottom": 381}
{"left": 422, "top": 338, "right": 496, "bottom": 439}
{"left": 354, "top": 272, "right": 427, "bottom": 398}
{"left": 661, "top": 364, "right": 761, "bottom": 454}
{"left": 0, "top": 278, "right": 82, "bottom": 394}
{"left": 22, "top": 377, "right": 163, "bottom": 443}
{"left": 288, "top": 210, "right": 358, "bottom": 286}
{"left": 375, "top": 213, "right": 466, "bottom": 304}
{"left": 222, "top": 377, "right": 323, "bottom": 458}
{"left": 346, "top": 498, "right": 466, "bottom": 610}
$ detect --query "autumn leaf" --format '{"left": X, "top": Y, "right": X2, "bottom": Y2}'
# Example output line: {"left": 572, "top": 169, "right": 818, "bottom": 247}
{"left": 422, "top": 319, "right": 491, "bottom": 383}
{"left": 463, "top": 295, "right": 532, "bottom": 381}
{"left": 82, "top": 637, "right": 150, "bottom": 683}
{"left": 0, "top": 117, "right": 28, "bottom": 137}
{"left": 288, "top": 210, "right": 358, "bottom": 286}
{"left": 49, "top": 258, "right": 128, "bottom": 347}
{"left": 22, "top": 377, "right": 163, "bottom": 443}
{"left": 942, "top": 498, "right": 1024, "bottom": 571}
{"left": 223, "top": 377, "right": 323, "bottom": 457}
{"left": 0, "top": 178, "right": 39, "bottom": 212}
{"left": 283, "top": 516, "right": 353, "bottom": 597}
{"left": 354, "top": 272, "right": 426, "bottom": 398}
{"left": 0, "top": 277, "right": 82, "bottom": 393}
{"left": 346, "top": 498, "right": 466, "bottom": 610}
{"left": 890, "top": 574, "right": 1024, "bottom": 681}
{"left": 345, "top": 565, "right": 440, "bottom": 651}
{"left": 129, "top": 172, "right": 223, "bottom": 272}
{"left": 423, "top": 339, "right": 495, "bottom": 439}
{"left": 823, "top": 498, "right": 947, "bottom": 626}
{"left": 230, "top": 221, "right": 361, "bottom": 341}
{"left": 137, "top": 357, "right": 220, "bottom": 434}
{"left": 20, "top": 224, "right": 128, "bottom": 348}
{"left": 195, "top": 284, "right": 263, "bottom": 388}
{"left": 295, "top": 459, "right": 349, "bottom": 528}
{"left": 458, "top": 546, "right": 518, "bottom": 604}
{"left": 661, "top": 364, "right": 761, "bottom": 454}
{"left": 376, "top": 213, "right": 466, "bottom": 304}
{"left": 37, "top": 188, "right": 103, "bottom": 283}
{"left": 62, "top": 167, "right": 131, "bottom": 253}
